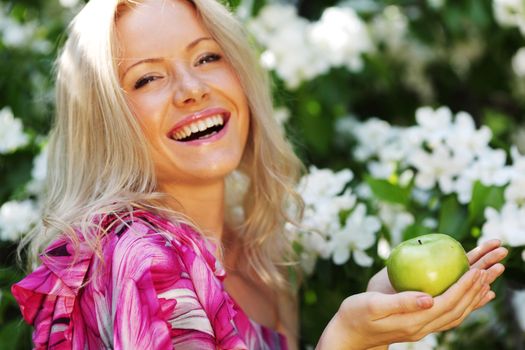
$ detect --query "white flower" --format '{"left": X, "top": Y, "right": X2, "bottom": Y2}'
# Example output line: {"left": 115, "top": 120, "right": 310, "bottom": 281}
{"left": 27, "top": 145, "right": 48, "bottom": 195}
{"left": 449, "top": 37, "right": 485, "bottom": 76}
{"left": 512, "top": 47, "right": 525, "bottom": 77}
{"left": 0, "top": 200, "right": 39, "bottom": 241}
{"left": 378, "top": 203, "right": 414, "bottom": 245}
{"left": 493, "top": 0, "right": 525, "bottom": 30}
{"left": 410, "top": 143, "right": 467, "bottom": 193}
{"left": 352, "top": 118, "right": 393, "bottom": 161}
{"left": 513, "top": 125, "right": 525, "bottom": 155}
{"left": 445, "top": 111, "right": 492, "bottom": 158}
{"left": 370, "top": 6, "right": 408, "bottom": 51}
{"left": 260, "top": 50, "right": 276, "bottom": 70}
{"left": 505, "top": 147, "right": 525, "bottom": 205}
{"left": 298, "top": 166, "right": 353, "bottom": 206}
{"left": 299, "top": 251, "right": 318, "bottom": 275}
{"left": 411, "top": 188, "right": 433, "bottom": 206}
{"left": 300, "top": 229, "right": 333, "bottom": 260}
{"left": 1, "top": 18, "right": 36, "bottom": 48}
{"left": 469, "top": 148, "right": 510, "bottom": 186}
{"left": 59, "top": 0, "right": 80, "bottom": 8}
{"left": 399, "top": 169, "right": 414, "bottom": 187}
{"left": 377, "top": 236, "right": 391, "bottom": 260}
{"left": 427, "top": 0, "right": 445, "bottom": 9}
{"left": 389, "top": 333, "right": 438, "bottom": 350}
{"left": 225, "top": 170, "right": 249, "bottom": 225}
{"left": 522, "top": 249, "right": 525, "bottom": 262}
{"left": 512, "top": 289, "right": 525, "bottom": 332}
{"left": 330, "top": 204, "right": 380, "bottom": 266}
{"left": 335, "top": 116, "right": 359, "bottom": 139}
{"left": 273, "top": 106, "right": 290, "bottom": 126}
{"left": 294, "top": 167, "right": 384, "bottom": 269}
{"left": 367, "top": 161, "right": 395, "bottom": 179}
{"left": 480, "top": 204, "right": 525, "bottom": 247}
{"left": 415, "top": 106, "right": 453, "bottom": 146}
{"left": 248, "top": 4, "right": 328, "bottom": 89}
{"left": 377, "top": 130, "right": 413, "bottom": 164}
{"left": 422, "top": 217, "right": 438, "bottom": 229}
{"left": 309, "top": 6, "right": 373, "bottom": 71}
{"left": 249, "top": 4, "right": 373, "bottom": 88}
{"left": 355, "top": 182, "right": 373, "bottom": 199}
{"left": 0, "top": 106, "right": 29, "bottom": 154}
{"left": 454, "top": 148, "right": 510, "bottom": 203}
{"left": 407, "top": 107, "right": 505, "bottom": 202}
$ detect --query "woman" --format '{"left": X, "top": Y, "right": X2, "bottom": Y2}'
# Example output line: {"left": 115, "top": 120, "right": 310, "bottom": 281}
{"left": 12, "top": 0, "right": 507, "bottom": 349}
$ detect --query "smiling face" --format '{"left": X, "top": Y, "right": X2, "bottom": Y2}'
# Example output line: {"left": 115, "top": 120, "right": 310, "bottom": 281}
{"left": 116, "top": 0, "right": 250, "bottom": 189}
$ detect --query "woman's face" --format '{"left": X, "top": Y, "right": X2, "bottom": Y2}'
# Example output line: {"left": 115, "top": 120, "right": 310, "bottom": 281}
{"left": 117, "top": 0, "right": 250, "bottom": 188}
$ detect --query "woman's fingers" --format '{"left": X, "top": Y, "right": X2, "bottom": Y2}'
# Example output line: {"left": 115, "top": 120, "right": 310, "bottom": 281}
{"left": 467, "top": 240, "right": 507, "bottom": 267}
{"left": 434, "top": 281, "right": 491, "bottom": 333}
{"left": 365, "top": 291, "right": 434, "bottom": 321}
{"left": 424, "top": 269, "right": 487, "bottom": 332}
{"left": 484, "top": 262, "right": 505, "bottom": 285}
{"left": 366, "top": 268, "right": 396, "bottom": 294}
{"left": 474, "top": 290, "right": 496, "bottom": 311}
{"left": 470, "top": 247, "right": 508, "bottom": 272}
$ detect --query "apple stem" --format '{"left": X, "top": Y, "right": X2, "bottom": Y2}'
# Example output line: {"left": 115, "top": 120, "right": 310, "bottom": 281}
{"left": 418, "top": 239, "right": 422, "bottom": 245}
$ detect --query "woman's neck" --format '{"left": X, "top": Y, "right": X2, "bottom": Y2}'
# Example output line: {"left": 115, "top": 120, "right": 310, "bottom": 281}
{"left": 159, "top": 180, "right": 225, "bottom": 241}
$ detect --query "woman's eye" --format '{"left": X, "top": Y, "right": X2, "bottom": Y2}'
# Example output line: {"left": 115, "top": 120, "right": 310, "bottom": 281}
{"left": 196, "top": 53, "right": 222, "bottom": 66}
{"left": 134, "top": 75, "right": 161, "bottom": 89}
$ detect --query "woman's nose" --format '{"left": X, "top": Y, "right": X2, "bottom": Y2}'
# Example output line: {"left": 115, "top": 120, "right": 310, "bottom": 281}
{"left": 172, "top": 69, "right": 210, "bottom": 107}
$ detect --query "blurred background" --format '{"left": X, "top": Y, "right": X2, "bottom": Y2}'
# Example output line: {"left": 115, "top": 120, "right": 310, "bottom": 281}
{"left": 1, "top": 0, "right": 524, "bottom": 348}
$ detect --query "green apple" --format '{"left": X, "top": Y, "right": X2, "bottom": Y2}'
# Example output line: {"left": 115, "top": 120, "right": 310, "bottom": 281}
{"left": 386, "top": 233, "right": 470, "bottom": 297}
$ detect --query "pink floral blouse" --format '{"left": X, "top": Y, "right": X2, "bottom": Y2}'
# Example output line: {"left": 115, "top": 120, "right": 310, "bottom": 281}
{"left": 12, "top": 210, "right": 287, "bottom": 349}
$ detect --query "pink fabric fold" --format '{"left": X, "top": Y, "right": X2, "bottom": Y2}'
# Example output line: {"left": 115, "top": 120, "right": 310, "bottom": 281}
{"left": 12, "top": 210, "right": 287, "bottom": 350}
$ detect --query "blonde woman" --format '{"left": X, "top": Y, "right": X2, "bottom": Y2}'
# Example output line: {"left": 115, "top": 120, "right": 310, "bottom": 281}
{"left": 12, "top": 0, "right": 507, "bottom": 349}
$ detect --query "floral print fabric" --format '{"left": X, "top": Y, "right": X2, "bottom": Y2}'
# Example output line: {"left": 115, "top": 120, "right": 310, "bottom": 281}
{"left": 12, "top": 210, "right": 287, "bottom": 350}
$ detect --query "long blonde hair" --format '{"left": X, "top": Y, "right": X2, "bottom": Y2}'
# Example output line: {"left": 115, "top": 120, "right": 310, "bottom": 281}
{"left": 21, "top": 0, "right": 304, "bottom": 292}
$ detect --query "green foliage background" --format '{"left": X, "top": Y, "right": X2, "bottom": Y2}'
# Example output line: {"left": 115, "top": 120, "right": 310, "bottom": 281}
{"left": 1, "top": 0, "right": 524, "bottom": 349}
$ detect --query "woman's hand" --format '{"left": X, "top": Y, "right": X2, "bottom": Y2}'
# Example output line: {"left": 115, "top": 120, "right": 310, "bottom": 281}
{"left": 316, "top": 239, "right": 507, "bottom": 350}
{"left": 317, "top": 268, "right": 488, "bottom": 350}
{"left": 367, "top": 239, "right": 508, "bottom": 307}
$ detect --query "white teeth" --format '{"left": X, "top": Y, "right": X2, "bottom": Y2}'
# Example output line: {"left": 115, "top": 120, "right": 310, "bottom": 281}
{"left": 171, "top": 114, "right": 225, "bottom": 141}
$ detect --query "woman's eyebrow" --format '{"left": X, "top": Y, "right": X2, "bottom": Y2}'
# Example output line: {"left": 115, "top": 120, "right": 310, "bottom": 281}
{"left": 121, "top": 36, "right": 214, "bottom": 78}
{"left": 186, "top": 36, "right": 213, "bottom": 50}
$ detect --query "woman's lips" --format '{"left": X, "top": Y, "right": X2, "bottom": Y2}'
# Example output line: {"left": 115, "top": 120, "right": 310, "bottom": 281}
{"left": 167, "top": 108, "right": 231, "bottom": 143}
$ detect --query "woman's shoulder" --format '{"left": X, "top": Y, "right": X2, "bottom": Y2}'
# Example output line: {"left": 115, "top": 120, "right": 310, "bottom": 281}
{"left": 11, "top": 208, "right": 224, "bottom": 325}
{"left": 13, "top": 208, "right": 222, "bottom": 301}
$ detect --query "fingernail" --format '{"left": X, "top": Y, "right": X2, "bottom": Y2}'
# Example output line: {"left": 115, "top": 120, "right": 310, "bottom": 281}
{"left": 417, "top": 296, "right": 433, "bottom": 309}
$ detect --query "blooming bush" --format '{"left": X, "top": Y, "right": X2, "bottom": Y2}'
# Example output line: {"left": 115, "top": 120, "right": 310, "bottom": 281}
{"left": 1, "top": 0, "right": 525, "bottom": 349}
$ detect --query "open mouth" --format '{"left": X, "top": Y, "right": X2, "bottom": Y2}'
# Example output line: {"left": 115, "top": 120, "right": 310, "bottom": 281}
{"left": 169, "top": 113, "right": 228, "bottom": 142}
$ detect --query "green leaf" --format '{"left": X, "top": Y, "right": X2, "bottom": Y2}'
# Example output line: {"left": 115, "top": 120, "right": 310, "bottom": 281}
{"left": 0, "top": 319, "right": 32, "bottom": 350}
{"left": 402, "top": 224, "right": 434, "bottom": 242}
{"left": 218, "top": 0, "right": 241, "bottom": 10}
{"left": 483, "top": 109, "right": 513, "bottom": 139}
{"left": 468, "top": 181, "right": 505, "bottom": 224}
{"left": 438, "top": 196, "right": 469, "bottom": 240}
{"left": 365, "top": 176, "right": 410, "bottom": 206}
